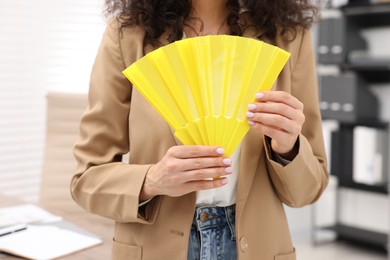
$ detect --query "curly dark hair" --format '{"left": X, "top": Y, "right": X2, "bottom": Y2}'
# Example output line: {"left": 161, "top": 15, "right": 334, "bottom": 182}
{"left": 104, "top": 0, "right": 318, "bottom": 46}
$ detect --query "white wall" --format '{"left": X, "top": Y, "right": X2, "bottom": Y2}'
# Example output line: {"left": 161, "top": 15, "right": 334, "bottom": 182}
{"left": 0, "top": 0, "right": 105, "bottom": 202}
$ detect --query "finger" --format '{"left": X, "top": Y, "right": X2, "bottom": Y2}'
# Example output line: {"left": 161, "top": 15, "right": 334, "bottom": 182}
{"left": 181, "top": 156, "right": 232, "bottom": 171}
{"left": 255, "top": 91, "right": 303, "bottom": 111}
{"left": 247, "top": 102, "right": 298, "bottom": 120}
{"left": 183, "top": 166, "right": 234, "bottom": 182}
{"left": 186, "top": 178, "right": 229, "bottom": 192}
{"left": 249, "top": 122, "right": 295, "bottom": 145}
{"left": 167, "top": 145, "right": 225, "bottom": 159}
{"left": 247, "top": 113, "right": 297, "bottom": 134}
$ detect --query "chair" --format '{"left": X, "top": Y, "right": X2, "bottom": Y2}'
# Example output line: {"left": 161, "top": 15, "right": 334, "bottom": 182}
{"left": 40, "top": 91, "right": 113, "bottom": 239}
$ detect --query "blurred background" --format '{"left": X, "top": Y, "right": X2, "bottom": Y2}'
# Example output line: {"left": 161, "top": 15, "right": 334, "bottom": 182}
{"left": 0, "top": 0, "right": 390, "bottom": 259}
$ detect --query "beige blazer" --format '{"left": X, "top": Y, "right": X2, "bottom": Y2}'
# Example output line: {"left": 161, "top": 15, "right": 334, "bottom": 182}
{"left": 71, "top": 19, "right": 328, "bottom": 260}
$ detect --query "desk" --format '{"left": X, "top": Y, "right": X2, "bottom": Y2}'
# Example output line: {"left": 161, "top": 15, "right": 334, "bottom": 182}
{"left": 0, "top": 195, "right": 114, "bottom": 260}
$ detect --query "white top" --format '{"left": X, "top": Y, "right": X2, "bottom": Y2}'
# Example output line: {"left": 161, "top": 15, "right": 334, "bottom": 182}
{"left": 195, "top": 144, "right": 241, "bottom": 207}
{"left": 138, "top": 145, "right": 241, "bottom": 208}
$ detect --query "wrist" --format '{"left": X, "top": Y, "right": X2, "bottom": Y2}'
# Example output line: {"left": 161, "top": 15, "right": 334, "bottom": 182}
{"left": 139, "top": 184, "right": 155, "bottom": 203}
{"left": 139, "top": 165, "right": 159, "bottom": 203}
{"left": 275, "top": 139, "right": 299, "bottom": 161}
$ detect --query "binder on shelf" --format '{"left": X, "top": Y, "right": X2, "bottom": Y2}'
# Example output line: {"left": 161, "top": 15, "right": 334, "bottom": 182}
{"left": 353, "top": 126, "right": 389, "bottom": 185}
{"left": 317, "top": 15, "right": 367, "bottom": 64}
{"left": 319, "top": 72, "right": 379, "bottom": 123}
{"left": 318, "top": 18, "right": 332, "bottom": 64}
{"left": 330, "top": 127, "right": 354, "bottom": 184}
{"left": 329, "top": 17, "right": 346, "bottom": 64}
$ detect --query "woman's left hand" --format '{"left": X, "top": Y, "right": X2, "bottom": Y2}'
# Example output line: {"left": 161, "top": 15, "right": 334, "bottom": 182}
{"left": 246, "top": 91, "right": 305, "bottom": 160}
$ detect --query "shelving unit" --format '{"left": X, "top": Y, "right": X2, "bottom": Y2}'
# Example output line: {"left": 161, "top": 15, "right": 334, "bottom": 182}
{"left": 341, "top": 3, "right": 390, "bottom": 82}
{"left": 323, "top": 224, "right": 388, "bottom": 250}
{"left": 313, "top": 2, "right": 390, "bottom": 257}
{"left": 331, "top": 122, "right": 389, "bottom": 191}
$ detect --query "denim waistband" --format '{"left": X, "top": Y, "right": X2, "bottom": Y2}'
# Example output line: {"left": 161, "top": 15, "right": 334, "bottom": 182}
{"left": 192, "top": 205, "right": 236, "bottom": 232}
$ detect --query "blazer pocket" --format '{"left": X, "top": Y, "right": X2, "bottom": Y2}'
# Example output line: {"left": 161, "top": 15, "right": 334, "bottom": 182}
{"left": 111, "top": 239, "right": 142, "bottom": 260}
{"left": 274, "top": 248, "right": 296, "bottom": 260}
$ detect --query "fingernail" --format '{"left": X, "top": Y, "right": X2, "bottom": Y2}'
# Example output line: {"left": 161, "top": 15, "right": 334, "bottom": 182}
{"left": 224, "top": 167, "right": 233, "bottom": 173}
{"left": 221, "top": 178, "right": 228, "bottom": 184}
{"left": 255, "top": 92, "right": 264, "bottom": 99}
{"left": 246, "top": 112, "right": 254, "bottom": 118}
{"left": 223, "top": 158, "right": 232, "bottom": 165}
{"left": 248, "top": 120, "right": 255, "bottom": 126}
{"left": 248, "top": 104, "right": 256, "bottom": 111}
{"left": 216, "top": 147, "right": 225, "bottom": 154}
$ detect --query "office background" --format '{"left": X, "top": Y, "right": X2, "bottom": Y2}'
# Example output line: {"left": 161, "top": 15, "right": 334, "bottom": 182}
{"left": 1, "top": 0, "right": 390, "bottom": 259}
{"left": 0, "top": 0, "right": 105, "bottom": 202}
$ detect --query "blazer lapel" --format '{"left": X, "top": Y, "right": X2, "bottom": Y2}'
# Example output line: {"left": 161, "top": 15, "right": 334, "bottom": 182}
{"left": 236, "top": 127, "right": 264, "bottom": 223}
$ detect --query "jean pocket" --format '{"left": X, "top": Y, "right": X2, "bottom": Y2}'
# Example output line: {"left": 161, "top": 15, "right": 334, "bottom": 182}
{"left": 274, "top": 248, "right": 296, "bottom": 260}
{"left": 111, "top": 239, "right": 142, "bottom": 260}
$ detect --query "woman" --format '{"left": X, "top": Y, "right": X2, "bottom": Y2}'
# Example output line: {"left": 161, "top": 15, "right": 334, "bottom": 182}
{"left": 71, "top": 0, "right": 328, "bottom": 259}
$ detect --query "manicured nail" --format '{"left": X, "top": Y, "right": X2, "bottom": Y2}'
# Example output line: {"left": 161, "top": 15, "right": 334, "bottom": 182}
{"left": 224, "top": 167, "right": 233, "bottom": 173}
{"left": 248, "top": 120, "right": 255, "bottom": 126}
{"left": 246, "top": 112, "right": 254, "bottom": 118}
{"left": 221, "top": 178, "right": 228, "bottom": 184}
{"left": 216, "top": 147, "right": 225, "bottom": 154}
{"left": 248, "top": 104, "right": 256, "bottom": 111}
{"left": 255, "top": 92, "right": 264, "bottom": 99}
{"left": 223, "top": 158, "right": 232, "bottom": 165}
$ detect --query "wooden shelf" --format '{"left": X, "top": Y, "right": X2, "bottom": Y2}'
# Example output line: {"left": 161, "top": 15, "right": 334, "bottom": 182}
{"left": 341, "top": 63, "right": 390, "bottom": 83}
{"left": 343, "top": 63, "right": 390, "bottom": 70}
{"left": 322, "top": 224, "right": 388, "bottom": 251}
{"left": 343, "top": 3, "right": 390, "bottom": 15}
{"left": 336, "top": 121, "right": 389, "bottom": 128}
{"left": 337, "top": 179, "right": 388, "bottom": 194}
{"left": 342, "top": 3, "right": 390, "bottom": 27}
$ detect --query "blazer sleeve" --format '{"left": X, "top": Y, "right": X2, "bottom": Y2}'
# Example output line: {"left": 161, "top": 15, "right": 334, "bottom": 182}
{"left": 70, "top": 20, "right": 159, "bottom": 224}
{"left": 264, "top": 29, "right": 329, "bottom": 208}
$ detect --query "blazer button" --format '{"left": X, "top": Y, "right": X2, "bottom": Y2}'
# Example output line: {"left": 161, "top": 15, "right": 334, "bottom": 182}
{"left": 239, "top": 237, "right": 248, "bottom": 252}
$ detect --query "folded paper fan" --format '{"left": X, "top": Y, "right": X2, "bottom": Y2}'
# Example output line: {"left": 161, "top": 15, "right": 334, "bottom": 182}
{"left": 123, "top": 35, "right": 290, "bottom": 156}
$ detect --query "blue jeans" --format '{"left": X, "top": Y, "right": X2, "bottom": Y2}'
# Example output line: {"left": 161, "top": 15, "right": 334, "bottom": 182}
{"left": 187, "top": 205, "right": 237, "bottom": 260}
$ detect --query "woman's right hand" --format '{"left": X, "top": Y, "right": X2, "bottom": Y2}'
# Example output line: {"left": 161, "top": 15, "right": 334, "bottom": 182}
{"left": 139, "top": 145, "right": 233, "bottom": 201}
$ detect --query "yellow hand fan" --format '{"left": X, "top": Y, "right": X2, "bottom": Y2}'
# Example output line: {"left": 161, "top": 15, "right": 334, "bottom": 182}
{"left": 123, "top": 35, "right": 290, "bottom": 156}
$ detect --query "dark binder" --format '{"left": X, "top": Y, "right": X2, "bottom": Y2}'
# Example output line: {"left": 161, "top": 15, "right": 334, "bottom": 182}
{"left": 317, "top": 16, "right": 367, "bottom": 64}
{"left": 319, "top": 72, "right": 379, "bottom": 123}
